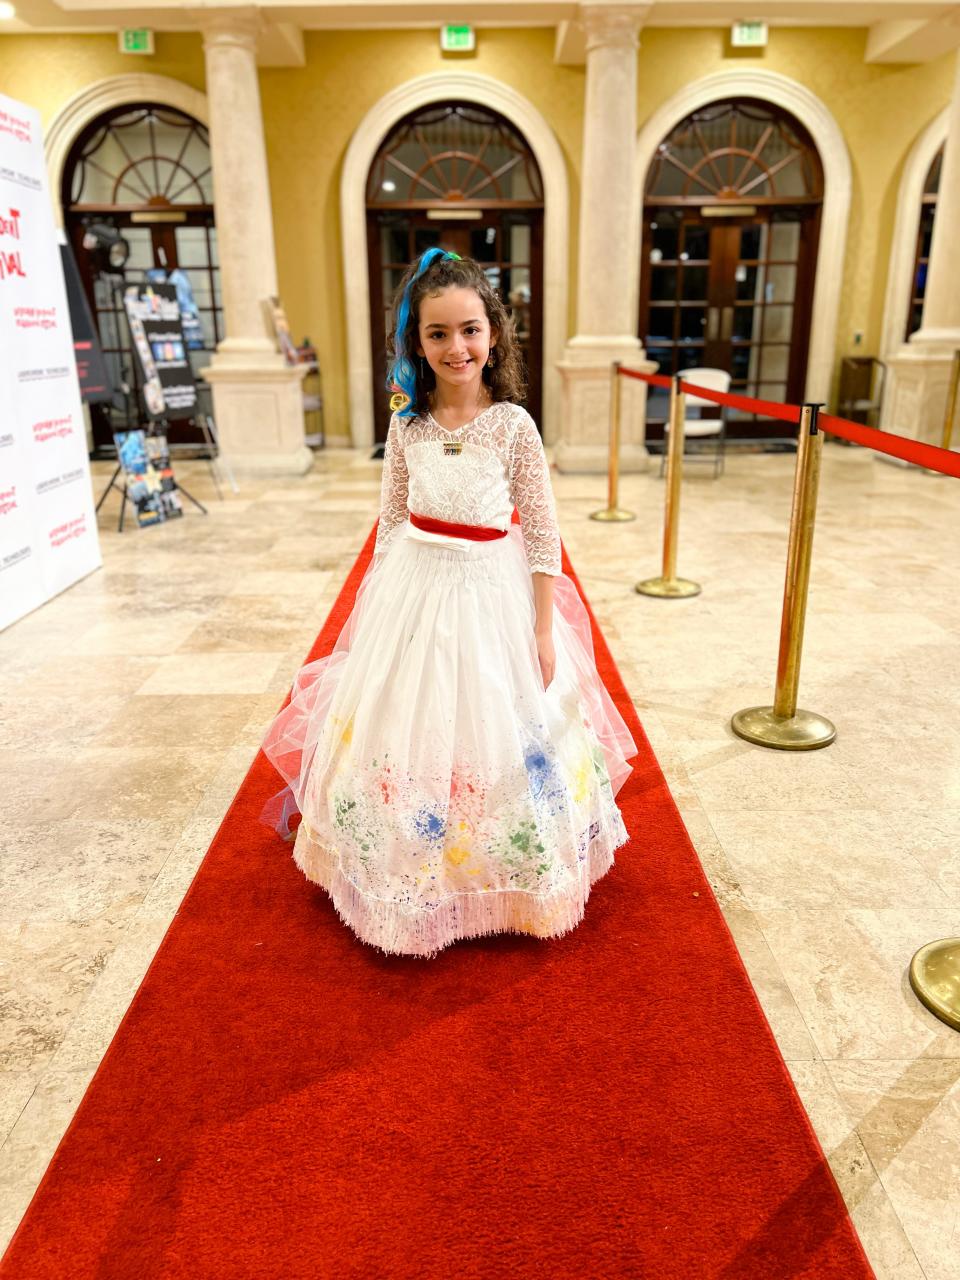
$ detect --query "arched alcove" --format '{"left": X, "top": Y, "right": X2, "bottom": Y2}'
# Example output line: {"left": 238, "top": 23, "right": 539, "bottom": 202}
{"left": 45, "top": 74, "right": 209, "bottom": 226}
{"left": 880, "top": 109, "right": 948, "bottom": 359}
{"left": 365, "top": 101, "right": 544, "bottom": 439}
{"left": 341, "top": 73, "right": 569, "bottom": 448}
{"left": 636, "top": 69, "right": 851, "bottom": 405}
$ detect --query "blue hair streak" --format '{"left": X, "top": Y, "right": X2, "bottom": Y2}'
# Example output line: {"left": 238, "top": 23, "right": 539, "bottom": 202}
{"left": 387, "top": 248, "right": 461, "bottom": 417}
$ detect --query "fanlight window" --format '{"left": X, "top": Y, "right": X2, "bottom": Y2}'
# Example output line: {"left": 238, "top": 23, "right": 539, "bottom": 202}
{"left": 66, "top": 105, "right": 213, "bottom": 208}
{"left": 367, "top": 103, "right": 543, "bottom": 206}
{"left": 646, "top": 99, "right": 823, "bottom": 203}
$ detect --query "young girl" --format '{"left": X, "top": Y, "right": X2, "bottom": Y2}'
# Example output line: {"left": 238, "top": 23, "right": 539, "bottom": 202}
{"left": 260, "top": 248, "right": 637, "bottom": 958}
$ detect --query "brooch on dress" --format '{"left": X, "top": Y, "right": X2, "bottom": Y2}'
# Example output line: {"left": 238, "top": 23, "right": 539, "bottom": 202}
{"left": 443, "top": 442, "right": 464, "bottom": 456}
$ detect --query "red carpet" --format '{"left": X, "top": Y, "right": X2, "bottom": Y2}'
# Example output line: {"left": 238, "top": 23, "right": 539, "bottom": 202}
{"left": 2, "top": 525, "right": 874, "bottom": 1279}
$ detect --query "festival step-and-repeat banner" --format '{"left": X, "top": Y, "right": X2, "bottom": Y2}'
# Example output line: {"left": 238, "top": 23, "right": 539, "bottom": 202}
{"left": 0, "top": 92, "right": 102, "bottom": 631}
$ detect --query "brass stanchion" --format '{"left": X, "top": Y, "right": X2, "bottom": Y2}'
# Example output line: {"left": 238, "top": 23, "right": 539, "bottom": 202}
{"left": 909, "top": 938, "right": 960, "bottom": 1032}
{"left": 731, "top": 403, "right": 836, "bottom": 749}
{"left": 590, "top": 361, "right": 635, "bottom": 522}
{"left": 636, "top": 373, "right": 701, "bottom": 598}
{"left": 910, "top": 355, "right": 959, "bottom": 1026}
{"left": 941, "top": 350, "right": 960, "bottom": 452}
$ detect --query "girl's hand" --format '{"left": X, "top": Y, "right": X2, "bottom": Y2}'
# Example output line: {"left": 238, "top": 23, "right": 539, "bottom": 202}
{"left": 536, "top": 630, "right": 556, "bottom": 689}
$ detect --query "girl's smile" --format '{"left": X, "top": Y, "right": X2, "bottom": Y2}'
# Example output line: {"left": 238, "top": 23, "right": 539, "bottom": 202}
{"left": 417, "top": 286, "right": 497, "bottom": 397}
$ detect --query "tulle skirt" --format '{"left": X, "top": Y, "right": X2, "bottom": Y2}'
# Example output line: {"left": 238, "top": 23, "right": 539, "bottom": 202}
{"left": 260, "top": 520, "right": 638, "bottom": 958}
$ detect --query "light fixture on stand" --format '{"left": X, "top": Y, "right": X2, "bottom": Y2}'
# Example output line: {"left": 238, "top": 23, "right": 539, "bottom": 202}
{"left": 80, "top": 220, "right": 137, "bottom": 435}
{"left": 81, "top": 221, "right": 130, "bottom": 274}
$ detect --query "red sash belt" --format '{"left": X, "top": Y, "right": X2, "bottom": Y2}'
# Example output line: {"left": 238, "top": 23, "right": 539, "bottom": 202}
{"left": 409, "top": 511, "right": 507, "bottom": 541}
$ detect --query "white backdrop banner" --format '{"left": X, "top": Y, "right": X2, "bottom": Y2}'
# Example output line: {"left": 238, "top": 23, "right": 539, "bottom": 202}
{"left": 0, "top": 92, "right": 101, "bottom": 632}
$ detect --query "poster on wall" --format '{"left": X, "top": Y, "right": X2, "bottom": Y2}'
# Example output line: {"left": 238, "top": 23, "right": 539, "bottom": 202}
{"left": 0, "top": 91, "right": 102, "bottom": 632}
{"left": 122, "top": 281, "right": 198, "bottom": 420}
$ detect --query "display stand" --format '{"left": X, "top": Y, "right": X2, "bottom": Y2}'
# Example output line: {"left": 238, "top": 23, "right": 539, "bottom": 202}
{"left": 94, "top": 380, "right": 233, "bottom": 510}
{"left": 96, "top": 424, "right": 208, "bottom": 530}
{"left": 97, "top": 280, "right": 234, "bottom": 525}
{"left": 94, "top": 464, "right": 209, "bottom": 531}
{"left": 192, "top": 410, "right": 235, "bottom": 499}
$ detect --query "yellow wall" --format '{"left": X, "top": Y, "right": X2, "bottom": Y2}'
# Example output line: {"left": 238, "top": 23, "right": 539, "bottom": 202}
{"left": 0, "top": 33, "right": 206, "bottom": 125}
{"left": 0, "top": 27, "right": 954, "bottom": 437}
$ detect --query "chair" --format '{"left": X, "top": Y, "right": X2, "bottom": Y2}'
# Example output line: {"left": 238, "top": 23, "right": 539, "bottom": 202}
{"left": 659, "top": 367, "right": 731, "bottom": 480}
{"left": 837, "top": 357, "right": 886, "bottom": 430}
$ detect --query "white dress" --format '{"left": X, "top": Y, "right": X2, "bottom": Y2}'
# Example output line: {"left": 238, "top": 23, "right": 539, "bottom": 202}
{"left": 261, "top": 401, "right": 637, "bottom": 958}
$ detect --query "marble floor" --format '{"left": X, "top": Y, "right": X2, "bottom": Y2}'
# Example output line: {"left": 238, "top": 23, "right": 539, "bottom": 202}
{"left": 2, "top": 439, "right": 959, "bottom": 1277}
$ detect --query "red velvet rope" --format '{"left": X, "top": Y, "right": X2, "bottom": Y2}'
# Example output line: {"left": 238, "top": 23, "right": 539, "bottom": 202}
{"left": 677, "top": 380, "right": 802, "bottom": 425}
{"left": 618, "top": 366, "right": 800, "bottom": 424}
{"left": 619, "top": 368, "right": 673, "bottom": 390}
{"left": 818, "top": 413, "right": 960, "bottom": 480}
{"left": 616, "top": 366, "right": 960, "bottom": 479}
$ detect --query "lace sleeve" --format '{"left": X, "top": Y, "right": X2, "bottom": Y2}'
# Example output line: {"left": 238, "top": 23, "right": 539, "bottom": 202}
{"left": 509, "top": 411, "right": 561, "bottom": 576}
{"left": 375, "top": 414, "right": 409, "bottom": 558}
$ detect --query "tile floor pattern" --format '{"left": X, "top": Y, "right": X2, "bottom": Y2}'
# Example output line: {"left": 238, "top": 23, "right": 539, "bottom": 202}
{"left": 2, "top": 440, "right": 960, "bottom": 1278}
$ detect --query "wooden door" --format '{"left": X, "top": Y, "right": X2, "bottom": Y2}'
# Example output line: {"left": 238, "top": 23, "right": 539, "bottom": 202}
{"left": 72, "top": 216, "right": 222, "bottom": 452}
{"left": 368, "top": 210, "right": 543, "bottom": 443}
{"left": 640, "top": 206, "right": 819, "bottom": 437}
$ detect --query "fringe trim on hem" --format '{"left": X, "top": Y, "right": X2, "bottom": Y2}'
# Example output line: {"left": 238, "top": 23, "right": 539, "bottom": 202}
{"left": 290, "top": 820, "right": 630, "bottom": 960}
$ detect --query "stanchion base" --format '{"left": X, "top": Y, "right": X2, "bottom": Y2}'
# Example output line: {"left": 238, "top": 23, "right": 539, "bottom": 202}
{"left": 909, "top": 938, "right": 960, "bottom": 1033}
{"left": 590, "top": 508, "right": 635, "bottom": 522}
{"left": 635, "top": 576, "right": 702, "bottom": 598}
{"left": 731, "top": 706, "right": 836, "bottom": 750}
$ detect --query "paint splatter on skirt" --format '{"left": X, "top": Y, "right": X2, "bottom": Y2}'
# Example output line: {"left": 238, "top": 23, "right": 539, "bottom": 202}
{"left": 260, "top": 520, "right": 637, "bottom": 958}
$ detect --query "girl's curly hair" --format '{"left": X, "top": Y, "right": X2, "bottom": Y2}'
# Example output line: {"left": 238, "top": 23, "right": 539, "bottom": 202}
{"left": 387, "top": 252, "right": 526, "bottom": 417}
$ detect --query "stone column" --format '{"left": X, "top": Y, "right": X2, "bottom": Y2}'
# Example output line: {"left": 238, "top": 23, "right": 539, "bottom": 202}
{"left": 556, "top": 1, "right": 655, "bottom": 473}
{"left": 883, "top": 49, "right": 960, "bottom": 448}
{"left": 197, "top": 7, "right": 311, "bottom": 476}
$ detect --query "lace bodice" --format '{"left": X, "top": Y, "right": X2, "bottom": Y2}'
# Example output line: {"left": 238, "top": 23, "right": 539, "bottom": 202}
{"left": 374, "top": 401, "right": 562, "bottom": 575}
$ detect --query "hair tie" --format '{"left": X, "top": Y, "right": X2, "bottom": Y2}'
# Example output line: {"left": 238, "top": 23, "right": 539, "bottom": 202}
{"left": 388, "top": 249, "right": 462, "bottom": 416}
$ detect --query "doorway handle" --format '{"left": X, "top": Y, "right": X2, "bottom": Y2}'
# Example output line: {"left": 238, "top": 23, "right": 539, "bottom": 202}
{"left": 706, "top": 307, "right": 719, "bottom": 341}
{"left": 721, "top": 306, "right": 734, "bottom": 341}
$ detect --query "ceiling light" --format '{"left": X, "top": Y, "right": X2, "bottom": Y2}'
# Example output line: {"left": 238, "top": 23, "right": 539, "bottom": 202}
{"left": 381, "top": 179, "right": 396, "bottom": 192}
{"left": 0, "top": 3, "right": 17, "bottom": 18}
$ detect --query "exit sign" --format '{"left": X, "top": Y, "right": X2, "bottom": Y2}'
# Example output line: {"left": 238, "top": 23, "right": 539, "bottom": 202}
{"left": 441, "top": 24, "right": 475, "bottom": 53}
{"left": 119, "top": 28, "right": 154, "bottom": 55}
{"left": 731, "top": 20, "right": 768, "bottom": 48}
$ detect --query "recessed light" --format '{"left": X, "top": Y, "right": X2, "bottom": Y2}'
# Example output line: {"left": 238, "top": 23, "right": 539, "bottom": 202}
{"left": 381, "top": 179, "right": 396, "bottom": 193}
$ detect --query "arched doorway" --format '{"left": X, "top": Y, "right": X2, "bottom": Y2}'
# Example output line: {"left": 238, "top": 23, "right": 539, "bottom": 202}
{"left": 880, "top": 106, "right": 947, "bottom": 362}
{"left": 366, "top": 102, "right": 544, "bottom": 442}
{"left": 62, "top": 102, "right": 221, "bottom": 453}
{"left": 905, "top": 144, "right": 943, "bottom": 340}
{"left": 639, "top": 98, "right": 824, "bottom": 439}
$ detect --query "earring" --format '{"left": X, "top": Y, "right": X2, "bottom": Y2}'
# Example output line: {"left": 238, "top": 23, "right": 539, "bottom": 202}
{"left": 418, "top": 356, "right": 426, "bottom": 378}
{"left": 486, "top": 349, "right": 496, "bottom": 368}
